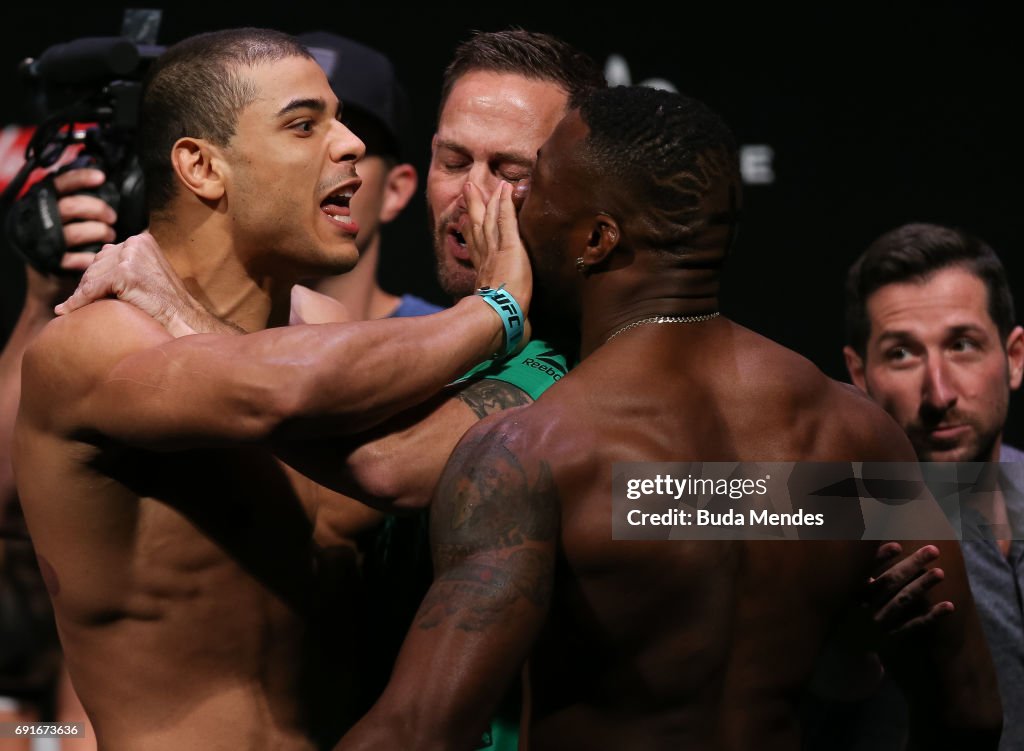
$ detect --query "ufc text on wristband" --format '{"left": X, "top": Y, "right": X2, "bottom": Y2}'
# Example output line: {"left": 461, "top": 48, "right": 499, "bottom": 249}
{"left": 475, "top": 285, "right": 524, "bottom": 358}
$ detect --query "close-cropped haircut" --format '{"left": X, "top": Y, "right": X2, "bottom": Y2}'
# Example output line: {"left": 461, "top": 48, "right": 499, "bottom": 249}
{"left": 844, "top": 223, "right": 1016, "bottom": 357}
{"left": 139, "top": 27, "right": 313, "bottom": 213}
{"left": 438, "top": 28, "right": 605, "bottom": 120}
{"left": 575, "top": 85, "right": 741, "bottom": 262}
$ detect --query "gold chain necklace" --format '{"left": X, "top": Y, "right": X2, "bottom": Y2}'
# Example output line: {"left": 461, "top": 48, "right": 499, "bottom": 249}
{"left": 606, "top": 312, "right": 720, "bottom": 343}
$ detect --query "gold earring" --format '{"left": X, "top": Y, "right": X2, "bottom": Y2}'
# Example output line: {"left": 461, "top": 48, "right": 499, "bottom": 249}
{"left": 575, "top": 257, "right": 586, "bottom": 273}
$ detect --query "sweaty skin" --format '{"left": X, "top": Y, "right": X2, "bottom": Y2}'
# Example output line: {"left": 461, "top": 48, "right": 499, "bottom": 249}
{"left": 345, "top": 322, "right": 999, "bottom": 751}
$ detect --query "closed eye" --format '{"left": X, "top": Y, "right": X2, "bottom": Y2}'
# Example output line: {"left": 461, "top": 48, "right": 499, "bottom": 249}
{"left": 499, "top": 170, "right": 531, "bottom": 184}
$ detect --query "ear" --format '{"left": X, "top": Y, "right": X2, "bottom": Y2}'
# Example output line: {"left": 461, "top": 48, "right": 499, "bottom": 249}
{"left": 580, "top": 212, "right": 621, "bottom": 266}
{"left": 170, "top": 137, "right": 226, "bottom": 202}
{"left": 843, "top": 345, "right": 868, "bottom": 392}
{"left": 379, "top": 163, "right": 418, "bottom": 224}
{"left": 1006, "top": 324, "right": 1024, "bottom": 391}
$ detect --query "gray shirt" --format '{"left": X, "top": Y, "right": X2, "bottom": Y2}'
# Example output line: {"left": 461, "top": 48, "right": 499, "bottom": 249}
{"left": 962, "top": 443, "right": 1024, "bottom": 750}
{"left": 802, "top": 445, "right": 1024, "bottom": 750}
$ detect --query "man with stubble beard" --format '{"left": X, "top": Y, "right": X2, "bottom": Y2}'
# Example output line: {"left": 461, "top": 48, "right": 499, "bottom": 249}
{"left": 841, "top": 223, "right": 1024, "bottom": 749}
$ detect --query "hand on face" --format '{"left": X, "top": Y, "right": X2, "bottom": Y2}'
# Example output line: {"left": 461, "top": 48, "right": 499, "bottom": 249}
{"left": 460, "top": 181, "right": 532, "bottom": 323}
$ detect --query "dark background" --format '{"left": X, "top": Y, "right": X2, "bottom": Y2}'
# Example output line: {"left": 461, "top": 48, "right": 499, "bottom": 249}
{"left": 1, "top": 4, "right": 1020, "bottom": 446}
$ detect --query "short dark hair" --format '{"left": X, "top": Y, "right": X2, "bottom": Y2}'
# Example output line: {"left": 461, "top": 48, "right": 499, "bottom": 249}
{"left": 140, "top": 28, "right": 312, "bottom": 213}
{"left": 575, "top": 85, "right": 741, "bottom": 262}
{"left": 845, "top": 222, "right": 1017, "bottom": 356}
{"left": 438, "top": 28, "right": 605, "bottom": 121}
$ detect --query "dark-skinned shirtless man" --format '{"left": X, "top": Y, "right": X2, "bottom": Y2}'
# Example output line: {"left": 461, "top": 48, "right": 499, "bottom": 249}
{"left": 339, "top": 85, "right": 1002, "bottom": 750}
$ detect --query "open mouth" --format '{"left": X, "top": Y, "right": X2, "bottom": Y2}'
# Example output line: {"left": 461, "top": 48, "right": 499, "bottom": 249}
{"left": 447, "top": 217, "right": 471, "bottom": 261}
{"left": 448, "top": 228, "right": 471, "bottom": 262}
{"left": 321, "top": 187, "right": 356, "bottom": 225}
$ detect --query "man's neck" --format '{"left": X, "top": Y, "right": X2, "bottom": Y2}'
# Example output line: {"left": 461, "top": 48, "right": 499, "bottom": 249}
{"left": 149, "top": 220, "right": 290, "bottom": 333}
{"left": 577, "top": 266, "right": 721, "bottom": 360}
{"left": 310, "top": 240, "right": 399, "bottom": 321}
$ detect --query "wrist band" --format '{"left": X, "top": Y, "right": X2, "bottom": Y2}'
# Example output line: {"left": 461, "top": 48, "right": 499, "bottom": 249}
{"left": 475, "top": 284, "right": 524, "bottom": 358}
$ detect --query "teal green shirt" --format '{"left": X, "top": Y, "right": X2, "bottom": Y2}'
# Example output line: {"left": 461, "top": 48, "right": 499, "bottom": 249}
{"left": 452, "top": 338, "right": 569, "bottom": 400}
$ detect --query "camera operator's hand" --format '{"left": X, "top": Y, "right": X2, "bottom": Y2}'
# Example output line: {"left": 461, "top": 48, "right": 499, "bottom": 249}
{"left": 55, "top": 232, "right": 242, "bottom": 337}
{"left": 17, "top": 169, "right": 115, "bottom": 311}
{"left": 55, "top": 168, "right": 117, "bottom": 258}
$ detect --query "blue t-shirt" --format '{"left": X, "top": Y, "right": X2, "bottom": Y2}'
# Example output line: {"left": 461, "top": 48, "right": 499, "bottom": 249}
{"left": 391, "top": 294, "right": 444, "bottom": 318}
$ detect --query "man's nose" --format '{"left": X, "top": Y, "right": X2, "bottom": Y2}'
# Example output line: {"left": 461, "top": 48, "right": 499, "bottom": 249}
{"left": 329, "top": 120, "right": 365, "bottom": 164}
{"left": 466, "top": 163, "right": 502, "bottom": 195}
{"left": 921, "top": 356, "right": 958, "bottom": 412}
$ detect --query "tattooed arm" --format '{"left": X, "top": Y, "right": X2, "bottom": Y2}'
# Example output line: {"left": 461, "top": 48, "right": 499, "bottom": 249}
{"left": 335, "top": 411, "right": 558, "bottom": 750}
{"left": 274, "top": 378, "right": 533, "bottom": 511}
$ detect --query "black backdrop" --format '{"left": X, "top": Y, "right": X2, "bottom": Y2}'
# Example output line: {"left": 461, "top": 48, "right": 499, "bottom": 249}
{"left": 1, "top": 4, "right": 1020, "bottom": 446}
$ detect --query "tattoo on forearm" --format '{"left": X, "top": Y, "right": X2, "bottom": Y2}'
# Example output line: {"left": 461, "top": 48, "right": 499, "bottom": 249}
{"left": 416, "top": 428, "right": 558, "bottom": 633}
{"left": 456, "top": 380, "right": 532, "bottom": 419}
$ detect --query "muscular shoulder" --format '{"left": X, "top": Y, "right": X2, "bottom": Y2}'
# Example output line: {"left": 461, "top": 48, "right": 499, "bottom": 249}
{"left": 730, "top": 329, "right": 914, "bottom": 461}
{"left": 21, "top": 300, "right": 171, "bottom": 426}
{"left": 784, "top": 364, "right": 915, "bottom": 461}
{"left": 819, "top": 380, "right": 917, "bottom": 460}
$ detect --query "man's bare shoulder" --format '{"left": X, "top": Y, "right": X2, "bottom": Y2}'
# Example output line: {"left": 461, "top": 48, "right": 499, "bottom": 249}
{"left": 725, "top": 326, "right": 916, "bottom": 460}
{"left": 822, "top": 379, "right": 917, "bottom": 460}
{"left": 21, "top": 300, "right": 172, "bottom": 426}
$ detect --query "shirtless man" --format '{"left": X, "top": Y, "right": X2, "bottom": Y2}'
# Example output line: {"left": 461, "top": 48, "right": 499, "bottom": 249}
{"left": 13, "top": 28, "right": 530, "bottom": 750}
{"left": 39, "top": 30, "right": 601, "bottom": 749}
{"left": 338, "top": 86, "right": 1002, "bottom": 749}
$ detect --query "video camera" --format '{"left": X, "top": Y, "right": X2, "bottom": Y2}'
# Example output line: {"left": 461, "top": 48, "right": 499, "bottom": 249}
{"left": 2, "top": 14, "right": 164, "bottom": 274}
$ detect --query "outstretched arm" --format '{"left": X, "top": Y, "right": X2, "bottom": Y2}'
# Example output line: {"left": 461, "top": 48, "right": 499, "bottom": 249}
{"left": 336, "top": 414, "right": 558, "bottom": 751}
{"left": 27, "top": 289, "right": 516, "bottom": 450}
{"left": 27, "top": 183, "right": 531, "bottom": 450}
